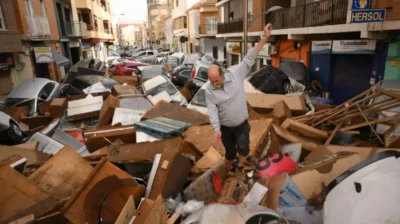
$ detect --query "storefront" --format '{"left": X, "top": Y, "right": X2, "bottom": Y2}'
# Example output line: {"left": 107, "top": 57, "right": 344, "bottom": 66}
{"left": 0, "top": 53, "right": 16, "bottom": 98}
{"left": 226, "top": 42, "right": 241, "bottom": 67}
{"left": 271, "top": 39, "right": 311, "bottom": 68}
{"left": 81, "top": 43, "right": 92, "bottom": 59}
{"left": 256, "top": 43, "right": 273, "bottom": 70}
{"left": 309, "top": 40, "right": 385, "bottom": 104}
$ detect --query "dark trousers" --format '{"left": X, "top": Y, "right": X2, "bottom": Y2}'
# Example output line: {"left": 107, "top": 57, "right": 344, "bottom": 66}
{"left": 220, "top": 119, "right": 251, "bottom": 161}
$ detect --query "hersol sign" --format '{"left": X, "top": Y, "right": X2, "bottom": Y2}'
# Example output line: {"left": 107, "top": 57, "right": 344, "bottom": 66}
{"left": 332, "top": 40, "right": 376, "bottom": 54}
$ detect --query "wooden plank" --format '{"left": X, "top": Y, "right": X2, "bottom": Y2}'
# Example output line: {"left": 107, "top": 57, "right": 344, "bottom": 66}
{"left": 341, "top": 113, "right": 400, "bottom": 131}
{"left": 7, "top": 214, "right": 35, "bottom": 224}
{"left": 115, "top": 195, "right": 136, "bottom": 224}
{"left": 87, "top": 137, "right": 183, "bottom": 163}
{"left": 0, "top": 165, "right": 58, "bottom": 223}
{"left": 141, "top": 101, "right": 209, "bottom": 126}
{"left": 144, "top": 196, "right": 168, "bottom": 224}
{"left": 0, "top": 145, "right": 51, "bottom": 166}
{"left": 28, "top": 146, "right": 93, "bottom": 201}
{"left": 62, "top": 160, "right": 134, "bottom": 224}
{"left": 281, "top": 118, "right": 329, "bottom": 140}
{"left": 375, "top": 86, "right": 400, "bottom": 99}
{"left": 13, "top": 142, "right": 38, "bottom": 150}
{"left": 132, "top": 199, "right": 154, "bottom": 224}
{"left": 166, "top": 210, "right": 181, "bottom": 224}
{"left": 325, "top": 123, "right": 343, "bottom": 145}
{"left": 384, "top": 123, "right": 400, "bottom": 148}
{"left": 272, "top": 124, "right": 320, "bottom": 151}
{"left": 273, "top": 100, "right": 292, "bottom": 124}
{"left": 246, "top": 93, "right": 308, "bottom": 114}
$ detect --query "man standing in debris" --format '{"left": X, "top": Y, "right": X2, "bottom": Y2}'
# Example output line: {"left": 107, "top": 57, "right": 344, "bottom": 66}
{"left": 206, "top": 23, "right": 273, "bottom": 171}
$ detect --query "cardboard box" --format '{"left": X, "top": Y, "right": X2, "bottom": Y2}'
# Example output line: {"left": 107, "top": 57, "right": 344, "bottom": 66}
{"left": 246, "top": 93, "right": 308, "bottom": 115}
{"left": 141, "top": 101, "right": 209, "bottom": 126}
{"left": 111, "top": 85, "right": 138, "bottom": 97}
{"left": 112, "top": 76, "right": 139, "bottom": 86}
{"left": 49, "top": 98, "right": 67, "bottom": 117}
{"left": 1, "top": 106, "right": 29, "bottom": 122}
{"left": 0, "top": 165, "right": 58, "bottom": 223}
{"left": 67, "top": 95, "right": 103, "bottom": 121}
{"left": 273, "top": 100, "right": 292, "bottom": 124}
{"left": 84, "top": 125, "right": 136, "bottom": 152}
{"left": 98, "top": 95, "right": 119, "bottom": 127}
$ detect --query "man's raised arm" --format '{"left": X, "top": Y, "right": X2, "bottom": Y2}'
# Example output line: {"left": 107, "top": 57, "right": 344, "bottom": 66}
{"left": 234, "top": 23, "right": 273, "bottom": 80}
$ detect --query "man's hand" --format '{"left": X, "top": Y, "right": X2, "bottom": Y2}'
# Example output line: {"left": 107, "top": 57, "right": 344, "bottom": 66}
{"left": 212, "top": 130, "right": 221, "bottom": 144}
{"left": 263, "top": 23, "right": 272, "bottom": 40}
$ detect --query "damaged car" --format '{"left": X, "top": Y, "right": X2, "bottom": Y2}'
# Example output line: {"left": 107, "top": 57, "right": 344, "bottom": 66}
{"left": 0, "top": 111, "right": 27, "bottom": 145}
{"left": 142, "top": 75, "right": 187, "bottom": 105}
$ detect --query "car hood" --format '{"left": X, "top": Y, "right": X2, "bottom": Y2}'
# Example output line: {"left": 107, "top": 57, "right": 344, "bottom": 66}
{"left": 187, "top": 104, "right": 208, "bottom": 115}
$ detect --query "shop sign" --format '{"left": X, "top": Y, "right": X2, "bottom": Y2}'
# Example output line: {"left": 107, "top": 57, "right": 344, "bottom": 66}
{"left": 389, "top": 59, "right": 399, "bottom": 67}
{"left": 81, "top": 43, "right": 91, "bottom": 50}
{"left": 350, "top": 9, "right": 386, "bottom": 23}
{"left": 227, "top": 42, "right": 240, "bottom": 54}
{"left": 34, "top": 47, "right": 53, "bottom": 63}
{"left": 332, "top": 40, "right": 376, "bottom": 54}
{"left": 0, "top": 53, "right": 15, "bottom": 71}
{"left": 352, "top": 0, "right": 371, "bottom": 10}
{"left": 311, "top": 41, "right": 332, "bottom": 54}
{"left": 94, "top": 43, "right": 102, "bottom": 51}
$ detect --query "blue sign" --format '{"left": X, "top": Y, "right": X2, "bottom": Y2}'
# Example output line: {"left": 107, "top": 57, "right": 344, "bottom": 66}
{"left": 352, "top": 0, "right": 371, "bottom": 10}
{"left": 350, "top": 9, "right": 386, "bottom": 23}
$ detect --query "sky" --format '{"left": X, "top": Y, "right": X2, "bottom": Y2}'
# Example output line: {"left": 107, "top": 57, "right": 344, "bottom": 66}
{"left": 110, "top": 0, "right": 148, "bottom": 24}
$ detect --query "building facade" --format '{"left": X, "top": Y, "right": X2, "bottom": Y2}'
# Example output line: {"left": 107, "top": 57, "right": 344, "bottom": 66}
{"left": 187, "top": 0, "right": 225, "bottom": 62}
{"left": 76, "top": 0, "right": 113, "bottom": 62}
{"left": 0, "top": 0, "right": 24, "bottom": 100}
{"left": 147, "top": 0, "right": 170, "bottom": 49}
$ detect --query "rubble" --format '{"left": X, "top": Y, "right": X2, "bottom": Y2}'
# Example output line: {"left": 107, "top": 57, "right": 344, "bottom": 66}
{"left": 1, "top": 78, "right": 399, "bottom": 224}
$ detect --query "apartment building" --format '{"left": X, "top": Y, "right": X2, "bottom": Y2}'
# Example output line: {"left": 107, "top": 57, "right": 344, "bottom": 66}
{"left": 147, "top": 0, "right": 170, "bottom": 49}
{"left": 187, "top": 0, "right": 225, "bottom": 62}
{"left": 76, "top": 0, "right": 113, "bottom": 61}
{"left": 13, "top": 0, "right": 66, "bottom": 81}
{"left": 0, "top": 0, "right": 23, "bottom": 100}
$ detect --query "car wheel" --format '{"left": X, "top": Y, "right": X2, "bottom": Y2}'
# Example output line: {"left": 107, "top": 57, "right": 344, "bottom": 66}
{"left": 8, "top": 122, "right": 23, "bottom": 139}
{"left": 283, "top": 82, "right": 294, "bottom": 94}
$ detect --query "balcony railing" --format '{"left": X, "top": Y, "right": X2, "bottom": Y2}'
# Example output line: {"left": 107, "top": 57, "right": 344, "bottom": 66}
{"left": 104, "top": 28, "right": 110, "bottom": 34}
{"left": 269, "top": 0, "right": 348, "bottom": 30}
{"left": 66, "top": 21, "right": 88, "bottom": 37}
{"left": 199, "top": 24, "right": 217, "bottom": 35}
{"left": 26, "top": 15, "right": 51, "bottom": 39}
{"left": 217, "top": 18, "right": 243, "bottom": 34}
{"left": 86, "top": 24, "right": 93, "bottom": 31}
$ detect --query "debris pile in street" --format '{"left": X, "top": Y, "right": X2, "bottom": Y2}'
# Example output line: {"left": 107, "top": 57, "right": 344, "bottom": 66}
{"left": 0, "top": 80, "right": 399, "bottom": 224}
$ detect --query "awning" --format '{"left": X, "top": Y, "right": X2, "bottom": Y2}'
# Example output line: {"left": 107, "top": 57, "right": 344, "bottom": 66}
{"left": 51, "top": 49, "right": 70, "bottom": 67}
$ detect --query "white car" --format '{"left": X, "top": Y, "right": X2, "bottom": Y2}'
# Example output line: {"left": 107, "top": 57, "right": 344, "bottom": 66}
{"left": 187, "top": 82, "right": 209, "bottom": 115}
{"left": 0, "top": 111, "right": 25, "bottom": 145}
{"left": 142, "top": 75, "right": 188, "bottom": 106}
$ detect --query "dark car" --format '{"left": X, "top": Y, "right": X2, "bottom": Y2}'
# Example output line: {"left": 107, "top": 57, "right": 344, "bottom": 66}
{"left": 279, "top": 62, "right": 311, "bottom": 90}
{"left": 0, "top": 111, "right": 27, "bottom": 145}
{"left": 247, "top": 65, "right": 293, "bottom": 94}
{"left": 171, "top": 54, "right": 202, "bottom": 87}
{"left": 137, "top": 65, "right": 170, "bottom": 85}
{"left": 63, "top": 59, "right": 106, "bottom": 83}
{"left": 68, "top": 75, "right": 119, "bottom": 95}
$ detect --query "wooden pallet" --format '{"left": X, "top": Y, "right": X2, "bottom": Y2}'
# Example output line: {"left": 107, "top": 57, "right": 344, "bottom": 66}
{"left": 134, "top": 117, "right": 192, "bottom": 139}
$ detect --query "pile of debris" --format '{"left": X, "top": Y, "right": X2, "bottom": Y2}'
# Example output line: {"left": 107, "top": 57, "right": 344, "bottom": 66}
{"left": 1, "top": 83, "right": 399, "bottom": 224}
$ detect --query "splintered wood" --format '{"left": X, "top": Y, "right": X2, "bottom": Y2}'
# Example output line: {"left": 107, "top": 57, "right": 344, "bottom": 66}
{"left": 292, "top": 86, "right": 400, "bottom": 138}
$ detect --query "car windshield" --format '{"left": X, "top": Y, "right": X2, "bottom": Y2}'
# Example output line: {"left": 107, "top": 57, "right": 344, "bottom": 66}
{"left": 191, "top": 89, "right": 207, "bottom": 107}
{"left": 145, "top": 81, "right": 177, "bottom": 96}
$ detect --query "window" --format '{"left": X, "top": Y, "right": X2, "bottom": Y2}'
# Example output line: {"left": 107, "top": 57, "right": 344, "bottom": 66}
{"left": 197, "top": 67, "right": 208, "bottom": 80}
{"left": 150, "top": 9, "right": 158, "bottom": 15}
{"left": 0, "top": 7, "right": 5, "bottom": 30}
{"left": 160, "top": 9, "right": 168, "bottom": 15}
{"left": 176, "top": 0, "right": 179, "bottom": 7}
{"left": 213, "top": 46, "right": 218, "bottom": 59}
{"left": 206, "top": 17, "right": 217, "bottom": 32}
{"left": 93, "top": 15, "right": 98, "bottom": 31}
{"left": 39, "top": 0, "right": 47, "bottom": 17}
{"left": 38, "top": 83, "right": 56, "bottom": 100}
{"left": 147, "top": 52, "right": 154, "bottom": 55}
{"left": 248, "top": 0, "right": 253, "bottom": 19}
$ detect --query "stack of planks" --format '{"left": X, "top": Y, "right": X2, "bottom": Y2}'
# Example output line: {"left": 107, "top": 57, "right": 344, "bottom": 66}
{"left": 292, "top": 86, "right": 400, "bottom": 147}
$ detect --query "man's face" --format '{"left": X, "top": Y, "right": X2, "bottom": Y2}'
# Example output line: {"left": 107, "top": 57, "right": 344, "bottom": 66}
{"left": 208, "top": 66, "right": 224, "bottom": 89}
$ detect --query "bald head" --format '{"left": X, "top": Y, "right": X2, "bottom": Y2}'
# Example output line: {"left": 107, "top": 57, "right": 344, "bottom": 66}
{"left": 208, "top": 64, "right": 224, "bottom": 89}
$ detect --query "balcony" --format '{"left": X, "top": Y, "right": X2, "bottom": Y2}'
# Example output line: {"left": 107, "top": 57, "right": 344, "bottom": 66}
{"left": 26, "top": 16, "right": 51, "bottom": 40}
{"left": 66, "top": 21, "right": 88, "bottom": 37}
{"left": 269, "top": 0, "right": 348, "bottom": 30}
{"left": 104, "top": 28, "right": 110, "bottom": 34}
{"left": 199, "top": 24, "right": 217, "bottom": 35}
{"left": 217, "top": 18, "right": 243, "bottom": 34}
{"left": 76, "top": 0, "right": 91, "bottom": 9}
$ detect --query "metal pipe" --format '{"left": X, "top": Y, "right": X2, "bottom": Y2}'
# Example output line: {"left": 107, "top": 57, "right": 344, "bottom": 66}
{"left": 243, "top": 0, "right": 248, "bottom": 59}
